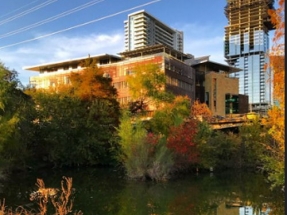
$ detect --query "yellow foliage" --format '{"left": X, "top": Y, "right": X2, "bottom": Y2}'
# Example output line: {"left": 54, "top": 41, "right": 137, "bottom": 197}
{"left": 266, "top": 0, "right": 285, "bottom": 148}
{"left": 191, "top": 99, "right": 212, "bottom": 121}
{"left": 261, "top": 0, "right": 285, "bottom": 189}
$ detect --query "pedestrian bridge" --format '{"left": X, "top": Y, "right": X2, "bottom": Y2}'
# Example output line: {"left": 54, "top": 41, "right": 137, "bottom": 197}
{"left": 209, "top": 116, "right": 262, "bottom": 130}
{"left": 209, "top": 118, "right": 246, "bottom": 130}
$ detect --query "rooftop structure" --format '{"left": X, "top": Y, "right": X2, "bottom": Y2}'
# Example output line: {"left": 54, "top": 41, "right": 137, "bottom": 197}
{"left": 119, "top": 43, "right": 188, "bottom": 61}
{"left": 24, "top": 54, "right": 122, "bottom": 72}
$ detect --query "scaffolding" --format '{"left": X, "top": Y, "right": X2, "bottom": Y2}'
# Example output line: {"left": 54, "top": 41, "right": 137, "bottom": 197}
{"left": 224, "top": 0, "right": 274, "bottom": 59}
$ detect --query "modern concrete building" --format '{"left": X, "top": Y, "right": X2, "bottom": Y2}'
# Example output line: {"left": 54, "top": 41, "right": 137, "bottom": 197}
{"left": 124, "top": 10, "right": 183, "bottom": 52}
{"left": 27, "top": 54, "right": 122, "bottom": 89}
{"left": 115, "top": 44, "right": 194, "bottom": 104}
{"left": 26, "top": 48, "right": 248, "bottom": 117}
{"left": 188, "top": 56, "right": 248, "bottom": 116}
{"left": 224, "top": 0, "right": 275, "bottom": 114}
{"left": 25, "top": 44, "right": 195, "bottom": 108}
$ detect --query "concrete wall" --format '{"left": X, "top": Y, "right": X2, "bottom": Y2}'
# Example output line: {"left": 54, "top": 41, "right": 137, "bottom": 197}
{"left": 205, "top": 72, "right": 239, "bottom": 116}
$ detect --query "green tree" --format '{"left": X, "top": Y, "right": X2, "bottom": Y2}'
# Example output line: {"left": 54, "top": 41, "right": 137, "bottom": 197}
{"left": 26, "top": 59, "right": 120, "bottom": 167}
{"left": 238, "top": 120, "right": 268, "bottom": 169}
{"left": 211, "top": 131, "right": 241, "bottom": 169}
{"left": 0, "top": 62, "right": 35, "bottom": 170}
{"left": 194, "top": 121, "right": 215, "bottom": 169}
{"left": 117, "top": 110, "right": 150, "bottom": 179}
{"left": 149, "top": 96, "right": 191, "bottom": 136}
{"left": 27, "top": 91, "right": 119, "bottom": 167}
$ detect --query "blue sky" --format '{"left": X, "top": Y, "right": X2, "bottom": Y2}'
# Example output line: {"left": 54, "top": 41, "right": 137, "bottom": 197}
{"left": 0, "top": 0, "right": 272, "bottom": 86}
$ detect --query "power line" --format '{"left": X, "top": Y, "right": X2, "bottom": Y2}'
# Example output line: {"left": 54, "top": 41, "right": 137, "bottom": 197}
{"left": 0, "top": 0, "right": 104, "bottom": 39}
{"left": 0, "top": 0, "right": 42, "bottom": 19}
{"left": 0, "top": 0, "right": 58, "bottom": 26}
{"left": 0, "top": 0, "right": 161, "bottom": 50}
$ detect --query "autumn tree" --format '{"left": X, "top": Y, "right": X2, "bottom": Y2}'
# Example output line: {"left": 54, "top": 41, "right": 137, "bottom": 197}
{"left": 119, "top": 62, "right": 206, "bottom": 176}
{"left": 149, "top": 96, "right": 191, "bottom": 136}
{"left": 126, "top": 63, "right": 175, "bottom": 113}
{"left": 191, "top": 99, "right": 212, "bottom": 121}
{"left": 167, "top": 118, "right": 199, "bottom": 169}
{"left": 63, "top": 58, "right": 118, "bottom": 100}
{"left": 262, "top": 0, "right": 285, "bottom": 189}
{"left": 117, "top": 97, "right": 192, "bottom": 179}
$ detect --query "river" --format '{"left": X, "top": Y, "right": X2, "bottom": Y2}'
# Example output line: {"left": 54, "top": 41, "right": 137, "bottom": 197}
{"left": 0, "top": 167, "right": 284, "bottom": 215}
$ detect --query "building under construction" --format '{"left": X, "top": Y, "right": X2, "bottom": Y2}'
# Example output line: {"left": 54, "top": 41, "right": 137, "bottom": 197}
{"left": 224, "top": 0, "right": 275, "bottom": 114}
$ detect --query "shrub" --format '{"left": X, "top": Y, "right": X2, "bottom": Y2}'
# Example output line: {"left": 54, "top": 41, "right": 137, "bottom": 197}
{"left": 146, "top": 135, "right": 174, "bottom": 181}
{"left": 117, "top": 110, "right": 174, "bottom": 181}
{"left": 167, "top": 119, "right": 199, "bottom": 170}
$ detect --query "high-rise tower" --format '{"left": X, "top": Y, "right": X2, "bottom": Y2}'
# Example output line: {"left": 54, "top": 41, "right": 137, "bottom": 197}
{"left": 224, "top": 0, "right": 275, "bottom": 113}
{"left": 124, "top": 10, "right": 183, "bottom": 52}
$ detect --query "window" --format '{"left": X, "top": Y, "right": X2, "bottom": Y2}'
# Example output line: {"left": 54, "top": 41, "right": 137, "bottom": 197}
{"left": 125, "top": 70, "right": 133, "bottom": 75}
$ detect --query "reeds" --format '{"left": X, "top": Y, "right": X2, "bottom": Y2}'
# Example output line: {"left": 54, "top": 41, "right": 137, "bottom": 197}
{"left": 0, "top": 177, "right": 82, "bottom": 215}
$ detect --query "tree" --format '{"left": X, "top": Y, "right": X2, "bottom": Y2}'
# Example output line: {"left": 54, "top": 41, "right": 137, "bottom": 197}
{"left": 25, "top": 58, "right": 120, "bottom": 167}
{"left": 0, "top": 62, "right": 35, "bottom": 169}
{"left": 262, "top": 0, "right": 285, "bottom": 189}
{"left": 191, "top": 99, "right": 212, "bottom": 122}
{"left": 61, "top": 58, "right": 118, "bottom": 101}
{"left": 209, "top": 131, "right": 241, "bottom": 170}
{"left": 35, "top": 93, "right": 119, "bottom": 167}
{"left": 149, "top": 96, "right": 191, "bottom": 136}
{"left": 238, "top": 120, "right": 269, "bottom": 169}
{"left": 126, "top": 63, "right": 175, "bottom": 112}
{"left": 193, "top": 121, "right": 215, "bottom": 169}
{"left": 118, "top": 62, "right": 205, "bottom": 177}
{"left": 167, "top": 118, "right": 199, "bottom": 169}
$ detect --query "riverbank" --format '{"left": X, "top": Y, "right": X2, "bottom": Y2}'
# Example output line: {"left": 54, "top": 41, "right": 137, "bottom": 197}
{"left": 0, "top": 167, "right": 284, "bottom": 215}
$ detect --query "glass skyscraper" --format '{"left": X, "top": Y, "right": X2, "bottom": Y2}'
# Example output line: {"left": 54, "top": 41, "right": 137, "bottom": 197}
{"left": 224, "top": 0, "right": 275, "bottom": 113}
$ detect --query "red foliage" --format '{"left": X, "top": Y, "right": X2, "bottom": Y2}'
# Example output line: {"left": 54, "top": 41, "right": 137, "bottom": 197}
{"left": 167, "top": 119, "right": 199, "bottom": 165}
{"left": 146, "top": 132, "right": 160, "bottom": 145}
{"left": 144, "top": 132, "right": 160, "bottom": 156}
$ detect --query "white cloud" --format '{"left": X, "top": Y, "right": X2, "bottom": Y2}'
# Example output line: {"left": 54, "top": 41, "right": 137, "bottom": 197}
{"left": 0, "top": 31, "right": 124, "bottom": 86}
{"left": 177, "top": 23, "right": 226, "bottom": 64}
{"left": 185, "top": 36, "right": 225, "bottom": 63}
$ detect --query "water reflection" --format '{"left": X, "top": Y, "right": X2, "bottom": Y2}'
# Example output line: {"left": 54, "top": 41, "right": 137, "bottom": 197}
{"left": 0, "top": 168, "right": 284, "bottom": 215}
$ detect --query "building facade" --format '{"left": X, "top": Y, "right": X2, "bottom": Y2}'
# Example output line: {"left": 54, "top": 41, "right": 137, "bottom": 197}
{"left": 27, "top": 47, "right": 247, "bottom": 117}
{"left": 188, "top": 56, "right": 248, "bottom": 116}
{"left": 26, "top": 44, "right": 195, "bottom": 107}
{"left": 124, "top": 10, "right": 183, "bottom": 52}
{"left": 224, "top": 0, "right": 275, "bottom": 114}
{"left": 28, "top": 54, "right": 122, "bottom": 89}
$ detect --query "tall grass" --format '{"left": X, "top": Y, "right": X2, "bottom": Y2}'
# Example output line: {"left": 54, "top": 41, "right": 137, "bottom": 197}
{"left": 0, "top": 177, "right": 82, "bottom": 215}
{"left": 117, "top": 110, "right": 174, "bottom": 181}
{"left": 146, "top": 138, "right": 174, "bottom": 181}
